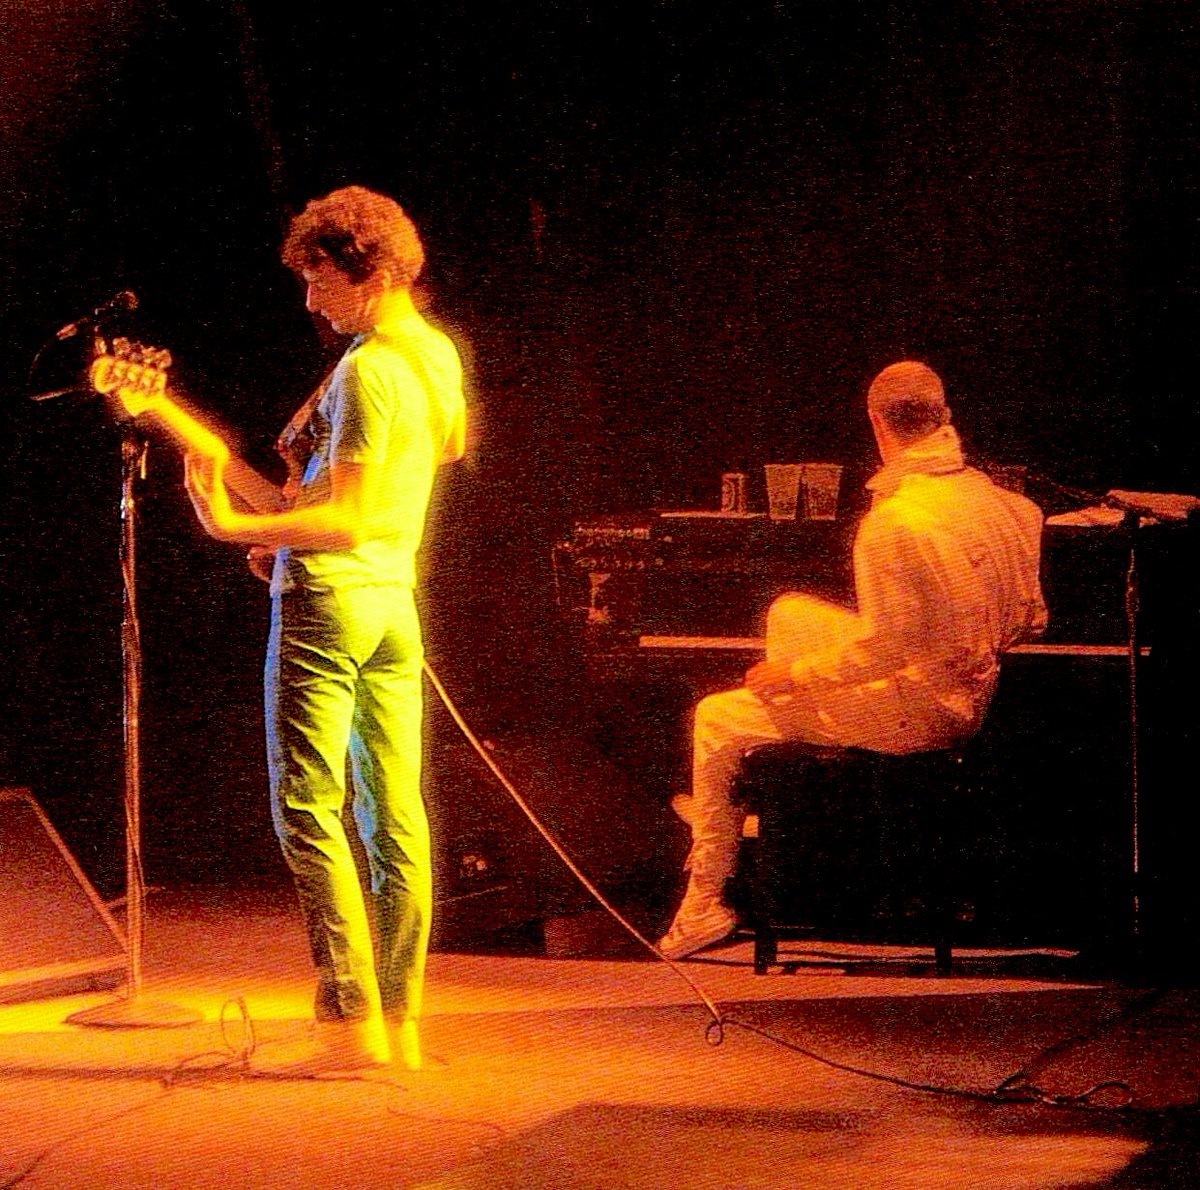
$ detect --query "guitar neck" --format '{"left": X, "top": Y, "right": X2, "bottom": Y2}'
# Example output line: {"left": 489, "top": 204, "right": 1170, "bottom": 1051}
{"left": 91, "top": 350, "right": 285, "bottom": 514}
{"left": 125, "top": 388, "right": 283, "bottom": 514}
{"left": 219, "top": 456, "right": 287, "bottom": 515}
{"left": 166, "top": 402, "right": 285, "bottom": 514}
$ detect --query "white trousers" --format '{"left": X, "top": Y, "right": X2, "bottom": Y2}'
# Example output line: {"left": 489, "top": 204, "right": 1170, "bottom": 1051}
{"left": 685, "top": 594, "right": 919, "bottom": 904}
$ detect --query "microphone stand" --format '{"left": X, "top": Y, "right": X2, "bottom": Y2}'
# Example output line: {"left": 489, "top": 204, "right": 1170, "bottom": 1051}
{"left": 67, "top": 421, "right": 200, "bottom": 1028}
{"left": 1119, "top": 506, "right": 1144, "bottom": 960}
{"left": 1028, "top": 471, "right": 1147, "bottom": 967}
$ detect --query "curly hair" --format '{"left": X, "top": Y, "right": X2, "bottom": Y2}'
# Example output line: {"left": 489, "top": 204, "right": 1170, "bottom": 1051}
{"left": 281, "top": 185, "right": 425, "bottom": 288}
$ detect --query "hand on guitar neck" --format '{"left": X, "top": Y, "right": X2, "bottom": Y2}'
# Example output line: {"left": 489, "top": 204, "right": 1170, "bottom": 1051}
{"left": 95, "top": 337, "right": 388, "bottom": 565}
{"left": 91, "top": 338, "right": 287, "bottom": 581}
{"left": 91, "top": 339, "right": 287, "bottom": 513}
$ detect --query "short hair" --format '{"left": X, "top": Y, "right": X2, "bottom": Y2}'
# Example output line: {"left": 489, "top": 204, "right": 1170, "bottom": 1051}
{"left": 280, "top": 185, "right": 425, "bottom": 288}
{"left": 866, "top": 361, "right": 950, "bottom": 443}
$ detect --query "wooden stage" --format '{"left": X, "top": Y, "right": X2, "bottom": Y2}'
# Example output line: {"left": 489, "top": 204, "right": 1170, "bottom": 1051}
{"left": 2, "top": 884, "right": 1199, "bottom": 1188}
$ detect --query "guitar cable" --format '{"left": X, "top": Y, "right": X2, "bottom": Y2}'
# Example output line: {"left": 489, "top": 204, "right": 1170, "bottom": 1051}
{"left": 419, "top": 656, "right": 726, "bottom": 1030}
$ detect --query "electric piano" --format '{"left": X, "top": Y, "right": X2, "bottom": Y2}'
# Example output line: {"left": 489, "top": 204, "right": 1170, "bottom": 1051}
{"left": 553, "top": 500, "right": 1194, "bottom": 677}
{"left": 553, "top": 495, "right": 1198, "bottom": 951}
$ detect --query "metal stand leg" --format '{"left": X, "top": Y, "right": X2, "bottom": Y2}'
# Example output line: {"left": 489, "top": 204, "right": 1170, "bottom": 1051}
{"left": 68, "top": 430, "right": 200, "bottom": 1029}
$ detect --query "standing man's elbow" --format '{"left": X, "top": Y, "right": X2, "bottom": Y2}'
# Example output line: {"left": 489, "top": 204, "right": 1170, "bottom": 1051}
{"left": 441, "top": 406, "right": 468, "bottom": 464}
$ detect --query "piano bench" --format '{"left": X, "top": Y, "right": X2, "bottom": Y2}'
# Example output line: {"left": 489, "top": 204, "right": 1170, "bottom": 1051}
{"left": 730, "top": 742, "right": 971, "bottom": 975}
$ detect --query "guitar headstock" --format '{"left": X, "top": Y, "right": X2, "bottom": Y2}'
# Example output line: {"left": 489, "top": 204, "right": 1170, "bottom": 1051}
{"left": 90, "top": 338, "right": 173, "bottom": 417}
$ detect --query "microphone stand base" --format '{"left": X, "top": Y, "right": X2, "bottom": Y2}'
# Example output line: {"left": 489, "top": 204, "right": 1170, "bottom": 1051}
{"left": 66, "top": 995, "right": 203, "bottom": 1030}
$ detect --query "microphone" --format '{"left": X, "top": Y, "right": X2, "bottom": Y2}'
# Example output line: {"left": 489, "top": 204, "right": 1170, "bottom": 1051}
{"left": 56, "top": 290, "right": 139, "bottom": 340}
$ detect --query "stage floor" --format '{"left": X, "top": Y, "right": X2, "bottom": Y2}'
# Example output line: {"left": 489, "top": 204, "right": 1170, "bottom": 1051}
{"left": 1, "top": 885, "right": 1198, "bottom": 1189}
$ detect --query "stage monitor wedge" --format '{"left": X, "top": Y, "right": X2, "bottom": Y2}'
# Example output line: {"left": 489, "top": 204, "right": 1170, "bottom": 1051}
{"left": 0, "top": 787, "right": 127, "bottom": 1004}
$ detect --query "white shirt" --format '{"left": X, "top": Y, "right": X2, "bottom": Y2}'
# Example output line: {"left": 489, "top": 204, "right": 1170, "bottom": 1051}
{"left": 789, "top": 425, "right": 1047, "bottom": 744}
{"left": 274, "top": 312, "right": 465, "bottom": 594}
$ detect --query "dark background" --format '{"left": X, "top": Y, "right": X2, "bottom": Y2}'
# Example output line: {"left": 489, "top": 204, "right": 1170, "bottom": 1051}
{"left": 0, "top": 2, "right": 1196, "bottom": 925}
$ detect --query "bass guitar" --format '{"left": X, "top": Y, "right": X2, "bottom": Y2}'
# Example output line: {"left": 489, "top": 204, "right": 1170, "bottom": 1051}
{"left": 89, "top": 338, "right": 286, "bottom": 515}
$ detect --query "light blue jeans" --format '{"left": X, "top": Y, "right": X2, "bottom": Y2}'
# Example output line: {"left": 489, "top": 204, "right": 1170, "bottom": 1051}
{"left": 265, "top": 584, "right": 430, "bottom": 1024}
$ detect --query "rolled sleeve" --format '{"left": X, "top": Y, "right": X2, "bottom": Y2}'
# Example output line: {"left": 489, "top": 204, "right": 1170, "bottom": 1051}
{"left": 330, "top": 356, "right": 399, "bottom": 467}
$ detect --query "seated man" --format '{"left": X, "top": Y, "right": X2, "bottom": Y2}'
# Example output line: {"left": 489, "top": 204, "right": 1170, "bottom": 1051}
{"left": 659, "top": 360, "right": 1048, "bottom": 959}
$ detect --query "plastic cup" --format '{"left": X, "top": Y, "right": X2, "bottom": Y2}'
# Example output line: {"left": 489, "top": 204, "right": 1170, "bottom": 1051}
{"left": 801, "top": 463, "right": 843, "bottom": 520}
{"left": 764, "top": 463, "right": 802, "bottom": 521}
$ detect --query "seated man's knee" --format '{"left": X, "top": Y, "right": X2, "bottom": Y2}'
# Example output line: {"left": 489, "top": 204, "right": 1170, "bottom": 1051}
{"left": 767, "top": 593, "right": 809, "bottom": 631}
{"left": 693, "top": 691, "right": 727, "bottom": 735}
{"left": 766, "top": 593, "right": 814, "bottom": 661}
{"left": 768, "top": 592, "right": 854, "bottom": 661}
{"left": 694, "top": 688, "right": 756, "bottom": 738}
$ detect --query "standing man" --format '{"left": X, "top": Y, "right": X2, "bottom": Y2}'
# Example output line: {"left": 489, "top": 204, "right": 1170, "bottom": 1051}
{"left": 186, "top": 186, "right": 466, "bottom": 1070}
{"left": 660, "top": 361, "right": 1047, "bottom": 960}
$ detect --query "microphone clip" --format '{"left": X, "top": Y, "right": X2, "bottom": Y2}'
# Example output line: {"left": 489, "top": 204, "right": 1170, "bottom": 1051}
{"left": 56, "top": 290, "right": 139, "bottom": 341}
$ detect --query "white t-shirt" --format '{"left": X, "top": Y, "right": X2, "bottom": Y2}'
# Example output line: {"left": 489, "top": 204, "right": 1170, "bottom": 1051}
{"left": 273, "top": 312, "right": 465, "bottom": 594}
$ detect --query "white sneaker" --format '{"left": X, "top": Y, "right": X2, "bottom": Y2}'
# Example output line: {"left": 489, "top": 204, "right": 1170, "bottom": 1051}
{"left": 658, "top": 906, "right": 739, "bottom": 961}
